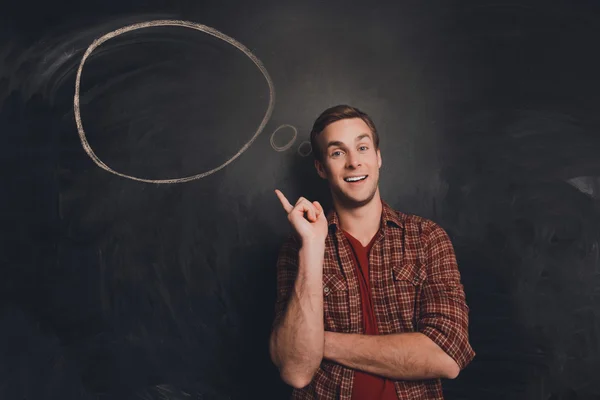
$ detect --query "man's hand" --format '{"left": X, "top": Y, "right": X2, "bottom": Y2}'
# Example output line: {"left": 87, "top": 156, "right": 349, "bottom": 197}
{"left": 275, "top": 189, "right": 328, "bottom": 246}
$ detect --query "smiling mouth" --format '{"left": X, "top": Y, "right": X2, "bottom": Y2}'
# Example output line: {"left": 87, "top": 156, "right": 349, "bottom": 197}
{"left": 344, "top": 175, "right": 368, "bottom": 183}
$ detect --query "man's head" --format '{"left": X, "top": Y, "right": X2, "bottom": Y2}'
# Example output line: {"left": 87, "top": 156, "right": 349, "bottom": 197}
{"left": 310, "top": 105, "right": 382, "bottom": 209}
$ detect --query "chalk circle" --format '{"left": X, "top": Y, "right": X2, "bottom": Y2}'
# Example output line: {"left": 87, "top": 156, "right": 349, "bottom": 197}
{"left": 74, "top": 20, "right": 275, "bottom": 184}
{"left": 298, "top": 141, "right": 312, "bottom": 157}
{"left": 270, "top": 124, "right": 297, "bottom": 152}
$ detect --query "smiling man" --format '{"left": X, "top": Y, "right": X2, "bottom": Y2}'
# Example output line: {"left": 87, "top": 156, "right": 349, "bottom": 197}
{"left": 269, "top": 105, "right": 475, "bottom": 399}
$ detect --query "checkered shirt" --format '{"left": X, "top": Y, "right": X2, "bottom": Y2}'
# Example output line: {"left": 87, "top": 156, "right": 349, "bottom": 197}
{"left": 272, "top": 200, "right": 475, "bottom": 399}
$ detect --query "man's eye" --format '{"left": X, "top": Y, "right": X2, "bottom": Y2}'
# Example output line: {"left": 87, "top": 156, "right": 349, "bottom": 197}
{"left": 332, "top": 151, "right": 342, "bottom": 157}
{"left": 359, "top": 146, "right": 369, "bottom": 151}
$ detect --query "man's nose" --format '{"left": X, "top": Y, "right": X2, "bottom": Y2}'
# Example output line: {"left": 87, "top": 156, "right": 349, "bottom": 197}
{"left": 346, "top": 152, "right": 361, "bottom": 168}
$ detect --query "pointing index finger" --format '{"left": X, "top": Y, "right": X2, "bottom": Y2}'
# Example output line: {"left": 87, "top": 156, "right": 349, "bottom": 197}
{"left": 274, "top": 189, "right": 293, "bottom": 213}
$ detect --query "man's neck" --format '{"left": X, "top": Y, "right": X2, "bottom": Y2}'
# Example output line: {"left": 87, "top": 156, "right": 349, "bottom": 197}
{"left": 333, "top": 193, "right": 383, "bottom": 247}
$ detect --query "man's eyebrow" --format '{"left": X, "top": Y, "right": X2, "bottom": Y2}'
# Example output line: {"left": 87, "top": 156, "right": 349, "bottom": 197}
{"left": 355, "top": 133, "right": 371, "bottom": 142}
{"left": 326, "top": 133, "right": 372, "bottom": 149}
{"left": 326, "top": 140, "right": 345, "bottom": 149}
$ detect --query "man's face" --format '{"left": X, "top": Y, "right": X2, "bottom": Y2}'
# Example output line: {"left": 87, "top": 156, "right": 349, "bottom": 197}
{"left": 314, "top": 118, "right": 382, "bottom": 209}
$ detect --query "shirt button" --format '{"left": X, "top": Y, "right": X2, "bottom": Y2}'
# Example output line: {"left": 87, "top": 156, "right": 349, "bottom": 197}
{"left": 324, "top": 286, "right": 330, "bottom": 294}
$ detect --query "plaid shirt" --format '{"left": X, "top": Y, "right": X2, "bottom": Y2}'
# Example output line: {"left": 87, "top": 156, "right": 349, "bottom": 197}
{"left": 273, "top": 200, "right": 475, "bottom": 399}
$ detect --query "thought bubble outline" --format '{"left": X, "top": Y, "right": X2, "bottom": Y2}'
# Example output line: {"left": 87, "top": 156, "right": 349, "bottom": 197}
{"left": 270, "top": 124, "right": 297, "bottom": 152}
{"left": 74, "top": 19, "right": 275, "bottom": 184}
{"left": 297, "top": 141, "right": 312, "bottom": 157}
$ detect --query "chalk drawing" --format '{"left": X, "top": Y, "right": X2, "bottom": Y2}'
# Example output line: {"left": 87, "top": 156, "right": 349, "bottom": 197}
{"left": 74, "top": 20, "right": 275, "bottom": 184}
{"left": 297, "top": 141, "right": 312, "bottom": 157}
{"left": 270, "top": 124, "right": 297, "bottom": 152}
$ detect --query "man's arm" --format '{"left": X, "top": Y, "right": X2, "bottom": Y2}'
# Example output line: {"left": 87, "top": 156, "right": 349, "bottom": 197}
{"left": 323, "top": 221, "right": 475, "bottom": 380}
{"left": 270, "top": 191, "right": 329, "bottom": 389}
{"left": 323, "top": 331, "right": 459, "bottom": 380}
{"left": 269, "top": 238, "right": 325, "bottom": 389}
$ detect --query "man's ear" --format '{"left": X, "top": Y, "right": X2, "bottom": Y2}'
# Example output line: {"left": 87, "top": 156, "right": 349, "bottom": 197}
{"left": 377, "top": 148, "right": 382, "bottom": 169}
{"left": 314, "top": 159, "right": 327, "bottom": 179}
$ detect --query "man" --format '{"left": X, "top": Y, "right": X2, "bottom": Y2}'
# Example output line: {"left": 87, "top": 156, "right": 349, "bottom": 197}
{"left": 269, "top": 105, "right": 475, "bottom": 399}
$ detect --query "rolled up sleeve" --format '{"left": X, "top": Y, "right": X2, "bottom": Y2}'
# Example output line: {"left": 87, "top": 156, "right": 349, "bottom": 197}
{"left": 272, "top": 234, "right": 300, "bottom": 331}
{"left": 417, "top": 223, "right": 475, "bottom": 370}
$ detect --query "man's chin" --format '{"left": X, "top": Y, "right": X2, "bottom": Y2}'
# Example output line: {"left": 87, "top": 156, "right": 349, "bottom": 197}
{"left": 333, "top": 189, "right": 377, "bottom": 209}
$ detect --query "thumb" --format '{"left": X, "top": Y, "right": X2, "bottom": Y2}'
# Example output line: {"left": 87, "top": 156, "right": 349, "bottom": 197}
{"left": 313, "top": 201, "right": 324, "bottom": 215}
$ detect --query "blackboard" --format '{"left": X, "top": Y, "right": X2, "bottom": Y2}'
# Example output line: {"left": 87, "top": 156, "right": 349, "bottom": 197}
{"left": 1, "top": 0, "right": 600, "bottom": 399}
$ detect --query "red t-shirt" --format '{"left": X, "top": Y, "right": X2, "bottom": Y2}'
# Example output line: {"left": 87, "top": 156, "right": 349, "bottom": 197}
{"left": 342, "top": 230, "right": 398, "bottom": 400}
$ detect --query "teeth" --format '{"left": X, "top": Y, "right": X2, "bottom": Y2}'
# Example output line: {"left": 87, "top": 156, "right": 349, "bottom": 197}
{"left": 345, "top": 175, "right": 367, "bottom": 182}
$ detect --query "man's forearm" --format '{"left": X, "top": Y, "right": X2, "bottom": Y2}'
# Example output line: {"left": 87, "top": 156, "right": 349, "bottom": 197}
{"left": 270, "top": 243, "right": 325, "bottom": 388}
{"left": 323, "top": 331, "right": 460, "bottom": 380}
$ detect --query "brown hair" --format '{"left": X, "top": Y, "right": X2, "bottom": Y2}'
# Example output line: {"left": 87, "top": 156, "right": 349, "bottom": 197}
{"left": 309, "top": 105, "right": 379, "bottom": 162}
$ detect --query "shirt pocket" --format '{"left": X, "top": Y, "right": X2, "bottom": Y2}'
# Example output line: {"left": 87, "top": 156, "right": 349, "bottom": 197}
{"left": 323, "top": 273, "right": 351, "bottom": 332}
{"left": 392, "top": 263, "right": 427, "bottom": 332}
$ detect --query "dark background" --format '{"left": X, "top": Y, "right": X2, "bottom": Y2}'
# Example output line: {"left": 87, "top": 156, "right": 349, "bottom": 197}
{"left": 1, "top": 0, "right": 600, "bottom": 399}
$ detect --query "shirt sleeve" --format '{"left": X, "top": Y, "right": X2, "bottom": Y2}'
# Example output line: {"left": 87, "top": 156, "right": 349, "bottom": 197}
{"left": 417, "top": 222, "right": 476, "bottom": 370}
{"left": 272, "top": 234, "right": 300, "bottom": 331}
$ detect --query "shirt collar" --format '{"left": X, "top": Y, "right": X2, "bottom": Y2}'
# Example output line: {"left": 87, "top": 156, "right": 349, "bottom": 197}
{"left": 326, "top": 199, "right": 404, "bottom": 231}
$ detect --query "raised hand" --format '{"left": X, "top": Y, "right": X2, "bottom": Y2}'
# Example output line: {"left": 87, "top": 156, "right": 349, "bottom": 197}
{"left": 275, "top": 189, "right": 328, "bottom": 245}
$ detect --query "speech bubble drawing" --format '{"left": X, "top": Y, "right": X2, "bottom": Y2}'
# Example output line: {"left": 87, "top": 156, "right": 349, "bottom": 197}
{"left": 74, "top": 19, "right": 275, "bottom": 184}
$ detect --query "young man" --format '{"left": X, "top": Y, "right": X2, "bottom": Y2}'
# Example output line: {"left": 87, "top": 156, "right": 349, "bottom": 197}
{"left": 269, "top": 105, "right": 475, "bottom": 399}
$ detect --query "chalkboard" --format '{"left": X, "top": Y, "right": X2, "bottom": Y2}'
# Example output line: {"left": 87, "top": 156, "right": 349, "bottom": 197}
{"left": 1, "top": 1, "right": 600, "bottom": 399}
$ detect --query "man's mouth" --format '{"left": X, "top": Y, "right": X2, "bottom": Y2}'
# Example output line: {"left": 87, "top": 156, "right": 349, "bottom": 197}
{"left": 344, "top": 175, "right": 368, "bottom": 183}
